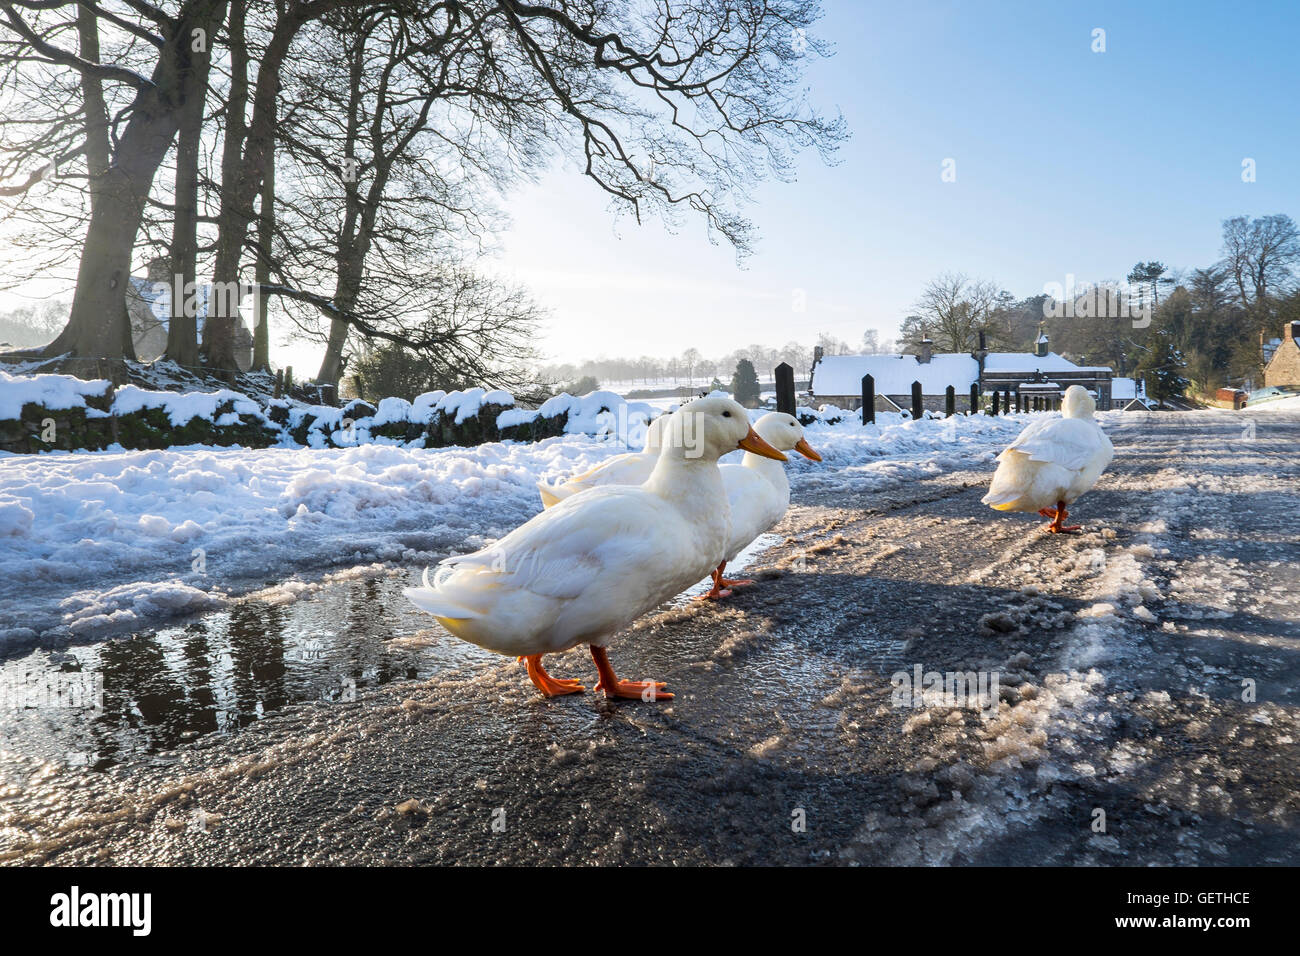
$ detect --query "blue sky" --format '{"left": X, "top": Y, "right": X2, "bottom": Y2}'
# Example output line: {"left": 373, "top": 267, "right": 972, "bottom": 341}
{"left": 497, "top": 0, "right": 1300, "bottom": 364}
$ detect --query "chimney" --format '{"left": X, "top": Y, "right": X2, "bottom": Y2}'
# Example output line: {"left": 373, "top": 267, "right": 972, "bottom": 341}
{"left": 146, "top": 256, "right": 171, "bottom": 284}
{"left": 1034, "top": 322, "right": 1049, "bottom": 358}
{"left": 918, "top": 335, "right": 933, "bottom": 365}
{"left": 813, "top": 345, "right": 824, "bottom": 366}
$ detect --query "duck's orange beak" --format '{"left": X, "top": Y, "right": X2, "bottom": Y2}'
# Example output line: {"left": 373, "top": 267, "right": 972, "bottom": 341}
{"left": 794, "top": 438, "right": 822, "bottom": 461}
{"left": 738, "top": 428, "right": 787, "bottom": 461}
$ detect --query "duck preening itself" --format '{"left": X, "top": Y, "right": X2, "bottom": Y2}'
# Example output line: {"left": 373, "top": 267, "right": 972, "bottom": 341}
{"left": 404, "top": 396, "right": 786, "bottom": 700}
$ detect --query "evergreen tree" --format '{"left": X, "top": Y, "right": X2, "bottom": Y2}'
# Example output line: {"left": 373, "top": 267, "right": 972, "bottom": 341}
{"left": 1136, "top": 333, "right": 1190, "bottom": 406}
{"left": 730, "top": 359, "right": 762, "bottom": 407}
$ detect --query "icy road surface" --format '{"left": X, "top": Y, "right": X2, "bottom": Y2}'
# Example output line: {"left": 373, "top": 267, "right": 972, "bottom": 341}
{"left": 1, "top": 410, "right": 1296, "bottom": 865}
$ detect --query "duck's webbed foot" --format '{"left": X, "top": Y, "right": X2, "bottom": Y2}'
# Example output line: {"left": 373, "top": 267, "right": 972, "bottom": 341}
{"left": 520, "top": 654, "right": 585, "bottom": 697}
{"left": 1044, "top": 501, "right": 1082, "bottom": 534}
{"left": 590, "top": 646, "right": 673, "bottom": 701}
{"left": 694, "top": 562, "right": 753, "bottom": 601}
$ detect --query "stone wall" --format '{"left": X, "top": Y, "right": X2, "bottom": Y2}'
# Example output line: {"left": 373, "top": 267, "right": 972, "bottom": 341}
{"left": 0, "top": 383, "right": 582, "bottom": 455}
{"left": 1264, "top": 339, "right": 1300, "bottom": 388}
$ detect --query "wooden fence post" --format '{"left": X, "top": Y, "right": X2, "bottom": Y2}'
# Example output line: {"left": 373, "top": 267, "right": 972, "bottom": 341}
{"left": 945, "top": 385, "right": 955, "bottom": 417}
{"left": 990, "top": 390, "right": 999, "bottom": 416}
{"left": 274, "top": 369, "right": 284, "bottom": 399}
{"left": 862, "top": 374, "right": 875, "bottom": 425}
{"left": 911, "top": 381, "right": 923, "bottom": 421}
{"left": 970, "top": 382, "right": 979, "bottom": 415}
{"left": 775, "top": 362, "right": 795, "bottom": 415}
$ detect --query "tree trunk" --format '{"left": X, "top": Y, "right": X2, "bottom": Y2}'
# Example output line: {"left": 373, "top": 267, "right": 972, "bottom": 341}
{"left": 201, "top": 0, "right": 248, "bottom": 373}
{"left": 165, "top": 12, "right": 217, "bottom": 370}
{"left": 45, "top": 125, "right": 173, "bottom": 366}
{"left": 76, "top": 8, "right": 110, "bottom": 217}
{"left": 252, "top": 115, "right": 274, "bottom": 371}
{"left": 207, "top": 4, "right": 302, "bottom": 374}
{"left": 43, "top": 0, "right": 228, "bottom": 375}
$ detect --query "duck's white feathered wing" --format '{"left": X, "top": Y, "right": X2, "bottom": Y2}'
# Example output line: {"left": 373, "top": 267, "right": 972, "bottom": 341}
{"left": 537, "top": 451, "right": 657, "bottom": 508}
{"left": 982, "top": 417, "right": 1113, "bottom": 512}
{"left": 404, "top": 486, "right": 703, "bottom": 654}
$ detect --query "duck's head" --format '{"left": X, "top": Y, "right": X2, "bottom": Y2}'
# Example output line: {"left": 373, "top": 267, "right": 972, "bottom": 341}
{"left": 663, "top": 396, "right": 787, "bottom": 463}
{"left": 753, "top": 412, "right": 822, "bottom": 461}
{"left": 1061, "top": 385, "right": 1096, "bottom": 419}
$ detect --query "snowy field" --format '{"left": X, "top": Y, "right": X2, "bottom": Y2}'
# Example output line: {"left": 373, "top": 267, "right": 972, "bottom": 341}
{"left": 0, "top": 410, "right": 1028, "bottom": 649}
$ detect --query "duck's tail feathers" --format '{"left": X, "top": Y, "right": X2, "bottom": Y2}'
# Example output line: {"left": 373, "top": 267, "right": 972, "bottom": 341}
{"left": 537, "top": 481, "right": 576, "bottom": 509}
{"left": 537, "top": 481, "right": 564, "bottom": 509}
{"left": 403, "top": 566, "right": 479, "bottom": 620}
{"left": 981, "top": 488, "right": 1022, "bottom": 511}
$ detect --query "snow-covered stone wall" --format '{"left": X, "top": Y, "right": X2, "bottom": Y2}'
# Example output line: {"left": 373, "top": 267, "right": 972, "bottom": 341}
{"left": 0, "top": 371, "right": 655, "bottom": 454}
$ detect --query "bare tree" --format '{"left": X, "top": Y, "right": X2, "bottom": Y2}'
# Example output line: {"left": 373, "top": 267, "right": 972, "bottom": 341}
{"left": 1220, "top": 214, "right": 1300, "bottom": 319}
{"left": 908, "top": 272, "right": 1005, "bottom": 352}
{"left": 1, "top": 0, "right": 231, "bottom": 375}
{"left": 3, "top": 0, "right": 843, "bottom": 385}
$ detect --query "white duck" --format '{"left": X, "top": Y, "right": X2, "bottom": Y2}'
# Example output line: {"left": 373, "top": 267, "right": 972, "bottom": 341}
{"left": 404, "top": 396, "right": 787, "bottom": 700}
{"left": 700, "top": 412, "right": 822, "bottom": 599}
{"left": 537, "top": 415, "right": 667, "bottom": 508}
{"left": 981, "top": 385, "right": 1114, "bottom": 533}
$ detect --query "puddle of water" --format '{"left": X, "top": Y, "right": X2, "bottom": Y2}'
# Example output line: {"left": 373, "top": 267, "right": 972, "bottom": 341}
{"left": 0, "top": 569, "right": 483, "bottom": 772}
{"left": 0, "top": 533, "right": 787, "bottom": 776}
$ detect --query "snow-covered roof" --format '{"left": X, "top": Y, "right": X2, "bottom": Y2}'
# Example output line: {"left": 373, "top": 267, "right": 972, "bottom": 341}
{"left": 981, "top": 351, "right": 1110, "bottom": 374}
{"left": 1110, "top": 377, "right": 1145, "bottom": 400}
{"left": 811, "top": 353, "right": 978, "bottom": 396}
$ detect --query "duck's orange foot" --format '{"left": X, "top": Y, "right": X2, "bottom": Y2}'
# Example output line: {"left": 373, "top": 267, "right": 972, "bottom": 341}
{"left": 521, "top": 654, "right": 584, "bottom": 697}
{"left": 718, "top": 577, "right": 755, "bottom": 589}
{"left": 594, "top": 678, "right": 674, "bottom": 701}
{"left": 589, "top": 646, "right": 673, "bottom": 701}
{"left": 1043, "top": 501, "right": 1082, "bottom": 534}
{"left": 694, "top": 563, "right": 752, "bottom": 600}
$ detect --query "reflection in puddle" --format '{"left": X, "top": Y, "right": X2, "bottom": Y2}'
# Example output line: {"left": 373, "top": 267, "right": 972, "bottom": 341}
{"left": 0, "top": 570, "right": 483, "bottom": 772}
{"left": 1, "top": 537, "right": 782, "bottom": 776}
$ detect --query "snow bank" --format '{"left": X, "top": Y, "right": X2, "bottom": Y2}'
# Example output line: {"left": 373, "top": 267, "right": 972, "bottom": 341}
{"left": 0, "top": 408, "right": 1034, "bottom": 647}
{"left": 534, "top": 389, "right": 656, "bottom": 435}
{"left": 0, "top": 436, "right": 637, "bottom": 646}
{"left": 1250, "top": 394, "right": 1300, "bottom": 412}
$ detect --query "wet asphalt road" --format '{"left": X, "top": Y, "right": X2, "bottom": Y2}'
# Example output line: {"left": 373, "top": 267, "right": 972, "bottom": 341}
{"left": 2, "top": 410, "right": 1297, "bottom": 865}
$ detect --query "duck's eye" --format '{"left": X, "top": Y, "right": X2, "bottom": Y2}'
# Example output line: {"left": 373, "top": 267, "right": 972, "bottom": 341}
{"left": 722, "top": 410, "right": 731, "bottom": 417}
